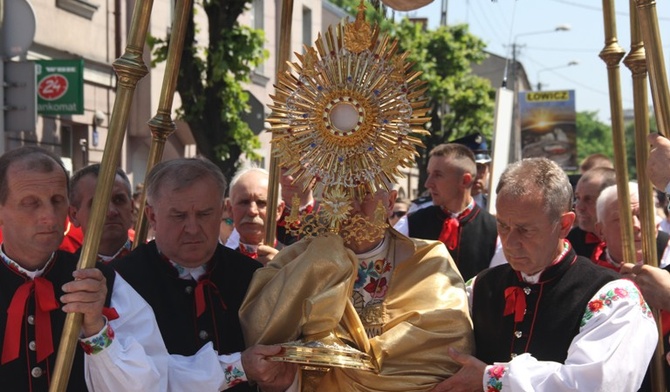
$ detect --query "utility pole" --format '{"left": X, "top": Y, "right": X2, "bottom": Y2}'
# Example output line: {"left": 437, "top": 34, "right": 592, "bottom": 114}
{"left": 440, "top": 0, "right": 447, "bottom": 26}
{"left": 511, "top": 42, "right": 521, "bottom": 162}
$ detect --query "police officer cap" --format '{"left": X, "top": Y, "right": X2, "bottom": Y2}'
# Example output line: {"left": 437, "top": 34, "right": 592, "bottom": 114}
{"left": 451, "top": 133, "right": 492, "bottom": 164}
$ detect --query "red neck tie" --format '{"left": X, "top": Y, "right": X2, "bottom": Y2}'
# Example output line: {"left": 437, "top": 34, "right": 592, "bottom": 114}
{"left": 438, "top": 217, "right": 460, "bottom": 250}
{"left": 194, "top": 278, "right": 226, "bottom": 317}
{"left": 438, "top": 203, "right": 475, "bottom": 251}
{"left": 503, "top": 286, "right": 527, "bottom": 323}
{"left": 2, "top": 277, "right": 59, "bottom": 364}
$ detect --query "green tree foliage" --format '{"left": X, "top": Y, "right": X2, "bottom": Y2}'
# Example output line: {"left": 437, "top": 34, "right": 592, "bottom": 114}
{"left": 624, "top": 115, "right": 657, "bottom": 180}
{"left": 576, "top": 111, "right": 614, "bottom": 172}
{"left": 380, "top": 18, "right": 495, "bottom": 191}
{"left": 575, "top": 111, "right": 656, "bottom": 180}
{"left": 149, "top": 0, "right": 267, "bottom": 180}
{"left": 328, "top": 0, "right": 360, "bottom": 15}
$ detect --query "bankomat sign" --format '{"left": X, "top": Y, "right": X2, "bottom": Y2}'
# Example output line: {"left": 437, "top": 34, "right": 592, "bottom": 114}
{"left": 35, "top": 59, "right": 84, "bottom": 115}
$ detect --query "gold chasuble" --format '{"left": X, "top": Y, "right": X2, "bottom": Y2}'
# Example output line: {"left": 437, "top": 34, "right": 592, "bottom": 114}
{"left": 240, "top": 231, "right": 474, "bottom": 391}
{"left": 242, "top": 2, "right": 474, "bottom": 389}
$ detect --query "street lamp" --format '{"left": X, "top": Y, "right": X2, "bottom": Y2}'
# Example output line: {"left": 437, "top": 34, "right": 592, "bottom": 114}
{"left": 536, "top": 61, "right": 579, "bottom": 91}
{"left": 504, "top": 24, "right": 571, "bottom": 88}
{"left": 505, "top": 24, "right": 571, "bottom": 161}
{"left": 514, "top": 24, "right": 571, "bottom": 42}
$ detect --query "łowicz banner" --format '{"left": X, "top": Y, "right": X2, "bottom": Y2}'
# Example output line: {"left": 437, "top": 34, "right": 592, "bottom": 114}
{"left": 518, "top": 90, "right": 577, "bottom": 171}
{"left": 35, "top": 59, "right": 84, "bottom": 115}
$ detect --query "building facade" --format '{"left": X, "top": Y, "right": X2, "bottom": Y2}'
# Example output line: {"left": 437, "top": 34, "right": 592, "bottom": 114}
{"left": 3, "top": 0, "right": 528, "bottom": 202}
{"left": 5, "top": 0, "right": 323, "bottom": 187}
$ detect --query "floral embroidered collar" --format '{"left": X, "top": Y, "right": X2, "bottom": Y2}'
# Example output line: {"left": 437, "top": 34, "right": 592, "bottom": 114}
{"left": 99, "top": 239, "right": 133, "bottom": 263}
{"left": 0, "top": 245, "right": 55, "bottom": 280}
{"left": 157, "top": 248, "right": 209, "bottom": 281}
{"left": 168, "top": 260, "right": 207, "bottom": 281}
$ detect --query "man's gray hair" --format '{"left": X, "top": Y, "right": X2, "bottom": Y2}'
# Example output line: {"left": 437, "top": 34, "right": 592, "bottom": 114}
{"left": 596, "top": 182, "right": 639, "bottom": 223}
{"left": 145, "top": 158, "right": 227, "bottom": 204}
{"left": 496, "top": 158, "right": 573, "bottom": 221}
{"left": 229, "top": 167, "right": 282, "bottom": 201}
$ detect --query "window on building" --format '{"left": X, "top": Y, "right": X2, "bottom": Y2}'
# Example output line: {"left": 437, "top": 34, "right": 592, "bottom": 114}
{"left": 61, "top": 125, "right": 73, "bottom": 159}
{"left": 57, "top": 0, "right": 99, "bottom": 20}
{"left": 252, "top": 0, "right": 264, "bottom": 75}
{"left": 61, "top": 123, "right": 89, "bottom": 171}
{"left": 302, "top": 7, "right": 312, "bottom": 53}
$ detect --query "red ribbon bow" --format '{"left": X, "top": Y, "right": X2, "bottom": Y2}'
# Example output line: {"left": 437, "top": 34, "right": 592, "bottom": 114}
{"left": 503, "top": 286, "right": 527, "bottom": 323}
{"left": 661, "top": 310, "right": 670, "bottom": 336}
{"left": 438, "top": 217, "right": 460, "bottom": 251}
{"left": 591, "top": 241, "right": 607, "bottom": 262}
{"left": 584, "top": 232, "right": 607, "bottom": 261}
{"left": 194, "top": 278, "right": 226, "bottom": 317}
{"left": 2, "top": 277, "right": 59, "bottom": 364}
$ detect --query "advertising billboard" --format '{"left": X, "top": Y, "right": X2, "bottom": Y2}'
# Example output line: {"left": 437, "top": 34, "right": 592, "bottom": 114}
{"left": 518, "top": 90, "right": 577, "bottom": 171}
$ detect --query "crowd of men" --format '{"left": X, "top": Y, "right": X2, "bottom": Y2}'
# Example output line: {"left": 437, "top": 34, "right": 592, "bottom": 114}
{"left": 2, "top": 131, "right": 670, "bottom": 391}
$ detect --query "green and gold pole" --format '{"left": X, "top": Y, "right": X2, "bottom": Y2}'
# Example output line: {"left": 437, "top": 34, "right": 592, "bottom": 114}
{"left": 599, "top": 0, "right": 636, "bottom": 265}
{"left": 133, "top": 0, "right": 193, "bottom": 246}
{"left": 49, "top": 0, "right": 154, "bottom": 389}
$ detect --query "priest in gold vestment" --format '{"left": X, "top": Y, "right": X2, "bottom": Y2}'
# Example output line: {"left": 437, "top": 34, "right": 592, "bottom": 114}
{"left": 239, "top": 188, "right": 474, "bottom": 391}
{"left": 239, "top": 4, "right": 473, "bottom": 390}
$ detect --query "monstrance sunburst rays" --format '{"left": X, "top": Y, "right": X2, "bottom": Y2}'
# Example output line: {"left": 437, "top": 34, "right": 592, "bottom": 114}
{"left": 268, "top": 5, "right": 430, "bottom": 235}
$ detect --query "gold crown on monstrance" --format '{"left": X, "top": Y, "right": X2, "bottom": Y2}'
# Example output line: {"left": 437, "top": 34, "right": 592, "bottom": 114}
{"left": 268, "top": 1, "right": 430, "bottom": 242}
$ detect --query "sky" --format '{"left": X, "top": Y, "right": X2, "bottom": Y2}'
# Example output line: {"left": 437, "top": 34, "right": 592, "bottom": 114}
{"left": 395, "top": 0, "right": 670, "bottom": 124}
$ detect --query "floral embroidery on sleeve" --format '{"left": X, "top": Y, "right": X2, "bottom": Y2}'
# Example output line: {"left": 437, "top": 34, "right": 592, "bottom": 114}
{"left": 224, "top": 364, "right": 245, "bottom": 387}
{"left": 485, "top": 365, "right": 507, "bottom": 392}
{"left": 79, "top": 323, "right": 115, "bottom": 355}
{"left": 581, "top": 283, "right": 653, "bottom": 327}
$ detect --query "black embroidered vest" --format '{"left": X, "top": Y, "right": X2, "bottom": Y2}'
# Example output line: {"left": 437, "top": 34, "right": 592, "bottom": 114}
{"left": 0, "top": 251, "right": 115, "bottom": 392}
{"left": 111, "top": 241, "right": 261, "bottom": 392}
{"left": 408, "top": 203, "right": 497, "bottom": 281}
{"left": 472, "top": 249, "right": 619, "bottom": 364}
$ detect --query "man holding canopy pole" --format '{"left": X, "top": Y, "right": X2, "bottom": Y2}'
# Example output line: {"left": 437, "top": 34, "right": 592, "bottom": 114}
{"left": 430, "top": 157, "right": 656, "bottom": 392}
{"left": 622, "top": 133, "right": 670, "bottom": 371}
{"left": 0, "top": 146, "right": 169, "bottom": 391}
